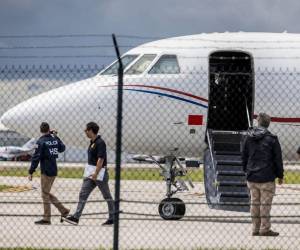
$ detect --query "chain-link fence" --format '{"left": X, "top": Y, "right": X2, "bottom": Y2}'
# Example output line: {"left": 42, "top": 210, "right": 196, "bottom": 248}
{"left": 0, "top": 36, "right": 300, "bottom": 250}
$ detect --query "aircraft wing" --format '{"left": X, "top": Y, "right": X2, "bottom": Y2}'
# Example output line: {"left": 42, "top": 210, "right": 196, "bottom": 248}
{"left": 0, "top": 148, "right": 34, "bottom": 159}
{"left": 0, "top": 153, "right": 14, "bottom": 159}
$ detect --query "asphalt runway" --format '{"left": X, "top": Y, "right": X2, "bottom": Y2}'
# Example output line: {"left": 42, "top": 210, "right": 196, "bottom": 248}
{"left": 0, "top": 174, "right": 300, "bottom": 250}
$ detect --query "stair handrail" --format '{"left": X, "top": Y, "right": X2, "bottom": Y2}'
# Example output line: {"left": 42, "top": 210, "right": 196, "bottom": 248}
{"left": 244, "top": 95, "right": 251, "bottom": 128}
{"left": 206, "top": 129, "right": 216, "bottom": 170}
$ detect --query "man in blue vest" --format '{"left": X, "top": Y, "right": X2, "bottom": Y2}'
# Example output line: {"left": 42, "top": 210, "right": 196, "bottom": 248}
{"left": 29, "top": 122, "right": 69, "bottom": 225}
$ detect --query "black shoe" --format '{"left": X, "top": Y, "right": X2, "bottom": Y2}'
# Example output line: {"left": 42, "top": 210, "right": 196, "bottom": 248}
{"left": 102, "top": 219, "right": 114, "bottom": 226}
{"left": 259, "top": 230, "right": 279, "bottom": 237}
{"left": 62, "top": 215, "right": 79, "bottom": 225}
{"left": 35, "top": 219, "right": 51, "bottom": 225}
{"left": 252, "top": 231, "right": 259, "bottom": 236}
{"left": 60, "top": 209, "right": 70, "bottom": 223}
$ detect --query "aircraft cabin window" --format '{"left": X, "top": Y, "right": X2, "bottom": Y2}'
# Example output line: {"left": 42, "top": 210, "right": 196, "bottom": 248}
{"left": 126, "top": 54, "right": 156, "bottom": 75}
{"left": 149, "top": 55, "right": 180, "bottom": 74}
{"left": 101, "top": 55, "right": 138, "bottom": 75}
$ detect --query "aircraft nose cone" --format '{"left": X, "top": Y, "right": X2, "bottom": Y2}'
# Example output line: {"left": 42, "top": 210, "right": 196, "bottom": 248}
{"left": 1, "top": 93, "right": 48, "bottom": 137}
{"left": 0, "top": 80, "right": 110, "bottom": 145}
{"left": 1, "top": 105, "right": 25, "bottom": 132}
{"left": 1, "top": 111, "right": 9, "bottom": 128}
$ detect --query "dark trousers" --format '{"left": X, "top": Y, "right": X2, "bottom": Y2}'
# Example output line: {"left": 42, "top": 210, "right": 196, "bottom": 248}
{"left": 73, "top": 171, "right": 114, "bottom": 220}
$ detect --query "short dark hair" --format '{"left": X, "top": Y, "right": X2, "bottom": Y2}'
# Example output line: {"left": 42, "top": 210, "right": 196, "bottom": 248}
{"left": 40, "top": 122, "right": 50, "bottom": 133}
{"left": 86, "top": 122, "right": 99, "bottom": 134}
{"left": 258, "top": 113, "right": 271, "bottom": 128}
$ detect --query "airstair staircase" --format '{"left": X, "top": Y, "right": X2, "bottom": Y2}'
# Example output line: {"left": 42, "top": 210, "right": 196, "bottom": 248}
{"left": 204, "top": 130, "right": 250, "bottom": 212}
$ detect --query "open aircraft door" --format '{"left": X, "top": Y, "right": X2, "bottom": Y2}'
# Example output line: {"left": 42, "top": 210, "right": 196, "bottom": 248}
{"left": 204, "top": 51, "right": 255, "bottom": 212}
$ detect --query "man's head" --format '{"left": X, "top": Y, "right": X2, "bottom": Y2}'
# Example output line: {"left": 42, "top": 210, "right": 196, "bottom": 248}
{"left": 40, "top": 122, "right": 50, "bottom": 134}
{"left": 257, "top": 113, "right": 271, "bottom": 128}
{"left": 85, "top": 122, "right": 99, "bottom": 138}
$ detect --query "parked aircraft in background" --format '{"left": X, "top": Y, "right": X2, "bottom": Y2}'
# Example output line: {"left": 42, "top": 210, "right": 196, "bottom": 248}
{"left": 1, "top": 32, "right": 300, "bottom": 218}
{"left": 0, "top": 138, "right": 36, "bottom": 161}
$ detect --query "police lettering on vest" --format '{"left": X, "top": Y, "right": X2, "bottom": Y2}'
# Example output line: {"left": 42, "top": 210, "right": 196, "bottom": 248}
{"left": 29, "top": 134, "right": 66, "bottom": 177}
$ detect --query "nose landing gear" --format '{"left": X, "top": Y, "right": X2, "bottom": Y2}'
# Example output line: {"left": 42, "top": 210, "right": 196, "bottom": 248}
{"left": 150, "top": 155, "right": 193, "bottom": 220}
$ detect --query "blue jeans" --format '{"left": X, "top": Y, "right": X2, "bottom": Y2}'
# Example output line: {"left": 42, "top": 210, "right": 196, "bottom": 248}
{"left": 73, "top": 170, "right": 114, "bottom": 220}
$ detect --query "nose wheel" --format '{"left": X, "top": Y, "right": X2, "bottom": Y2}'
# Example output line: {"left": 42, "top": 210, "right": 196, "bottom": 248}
{"left": 158, "top": 198, "right": 186, "bottom": 220}
{"left": 144, "top": 154, "right": 193, "bottom": 220}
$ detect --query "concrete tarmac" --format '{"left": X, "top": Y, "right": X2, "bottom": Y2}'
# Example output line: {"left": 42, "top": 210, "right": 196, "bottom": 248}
{"left": 0, "top": 175, "right": 300, "bottom": 250}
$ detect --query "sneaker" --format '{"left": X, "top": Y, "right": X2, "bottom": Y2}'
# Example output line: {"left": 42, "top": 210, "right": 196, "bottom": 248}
{"left": 60, "top": 209, "right": 70, "bottom": 223}
{"left": 35, "top": 219, "right": 51, "bottom": 225}
{"left": 252, "top": 232, "right": 259, "bottom": 236}
{"left": 259, "top": 230, "right": 279, "bottom": 237}
{"left": 62, "top": 215, "right": 79, "bottom": 225}
{"left": 102, "top": 219, "right": 114, "bottom": 226}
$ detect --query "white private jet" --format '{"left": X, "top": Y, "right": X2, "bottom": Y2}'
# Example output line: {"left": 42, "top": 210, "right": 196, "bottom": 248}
{"left": 0, "top": 138, "right": 36, "bottom": 160}
{"left": 1, "top": 32, "right": 300, "bottom": 219}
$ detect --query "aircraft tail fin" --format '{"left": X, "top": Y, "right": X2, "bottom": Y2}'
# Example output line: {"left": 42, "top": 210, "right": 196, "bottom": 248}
{"left": 22, "top": 138, "right": 36, "bottom": 149}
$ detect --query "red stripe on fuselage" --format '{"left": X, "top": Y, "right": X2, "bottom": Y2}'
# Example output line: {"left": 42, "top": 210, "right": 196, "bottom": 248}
{"left": 128, "top": 85, "right": 209, "bottom": 103}
{"left": 253, "top": 114, "right": 300, "bottom": 123}
{"left": 100, "top": 85, "right": 300, "bottom": 123}
{"left": 100, "top": 84, "right": 208, "bottom": 103}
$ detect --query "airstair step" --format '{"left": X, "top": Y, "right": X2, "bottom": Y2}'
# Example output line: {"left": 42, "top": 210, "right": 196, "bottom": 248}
{"left": 217, "top": 204, "right": 250, "bottom": 212}
{"left": 217, "top": 174, "right": 246, "bottom": 182}
{"left": 220, "top": 192, "right": 249, "bottom": 198}
{"left": 216, "top": 164, "right": 243, "bottom": 172}
{"left": 217, "top": 159, "right": 243, "bottom": 166}
{"left": 215, "top": 154, "right": 242, "bottom": 160}
{"left": 211, "top": 133, "right": 242, "bottom": 143}
{"left": 219, "top": 196, "right": 250, "bottom": 203}
{"left": 215, "top": 150, "right": 241, "bottom": 156}
{"left": 218, "top": 180, "right": 246, "bottom": 186}
{"left": 218, "top": 185, "right": 248, "bottom": 193}
{"left": 213, "top": 142, "right": 241, "bottom": 152}
{"left": 217, "top": 170, "right": 245, "bottom": 176}
{"left": 216, "top": 154, "right": 242, "bottom": 165}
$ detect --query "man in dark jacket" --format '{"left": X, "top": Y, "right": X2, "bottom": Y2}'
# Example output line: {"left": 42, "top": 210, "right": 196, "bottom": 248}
{"left": 28, "top": 122, "right": 69, "bottom": 225}
{"left": 242, "top": 113, "right": 284, "bottom": 237}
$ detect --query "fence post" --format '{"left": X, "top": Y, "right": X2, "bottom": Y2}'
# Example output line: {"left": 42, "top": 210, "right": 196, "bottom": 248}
{"left": 112, "top": 33, "right": 123, "bottom": 250}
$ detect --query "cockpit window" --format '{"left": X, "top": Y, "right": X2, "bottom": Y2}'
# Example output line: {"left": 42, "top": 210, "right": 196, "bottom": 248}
{"left": 101, "top": 54, "right": 138, "bottom": 75}
{"left": 125, "top": 54, "right": 156, "bottom": 75}
{"left": 148, "top": 55, "right": 180, "bottom": 74}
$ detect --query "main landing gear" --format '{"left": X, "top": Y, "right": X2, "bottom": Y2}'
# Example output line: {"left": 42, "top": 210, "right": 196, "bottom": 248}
{"left": 150, "top": 155, "right": 194, "bottom": 220}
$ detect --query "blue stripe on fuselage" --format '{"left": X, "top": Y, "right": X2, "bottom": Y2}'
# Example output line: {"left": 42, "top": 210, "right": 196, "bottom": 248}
{"left": 124, "top": 89, "right": 208, "bottom": 108}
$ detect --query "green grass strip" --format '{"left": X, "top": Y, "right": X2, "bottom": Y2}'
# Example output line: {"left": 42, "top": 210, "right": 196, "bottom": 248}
{"left": 0, "top": 184, "right": 13, "bottom": 191}
{"left": 0, "top": 167, "right": 300, "bottom": 184}
{"left": 0, "top": 167, "right": 203, "bottom": 181}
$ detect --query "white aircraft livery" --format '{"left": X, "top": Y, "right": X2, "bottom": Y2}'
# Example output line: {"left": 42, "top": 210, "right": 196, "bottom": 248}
{"left": 1, "top": 32, "right": 300, "bottom": 216}
{"left": 1, "top": 32, "right": 299, "bottom": 159}
{"left": 0, "top": 138, "right": 36, "bottom": 160}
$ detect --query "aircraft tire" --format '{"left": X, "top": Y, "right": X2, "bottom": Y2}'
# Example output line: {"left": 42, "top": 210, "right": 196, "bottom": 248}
{"left": 158, "top": 198, "right": 185, "bottom": 220}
